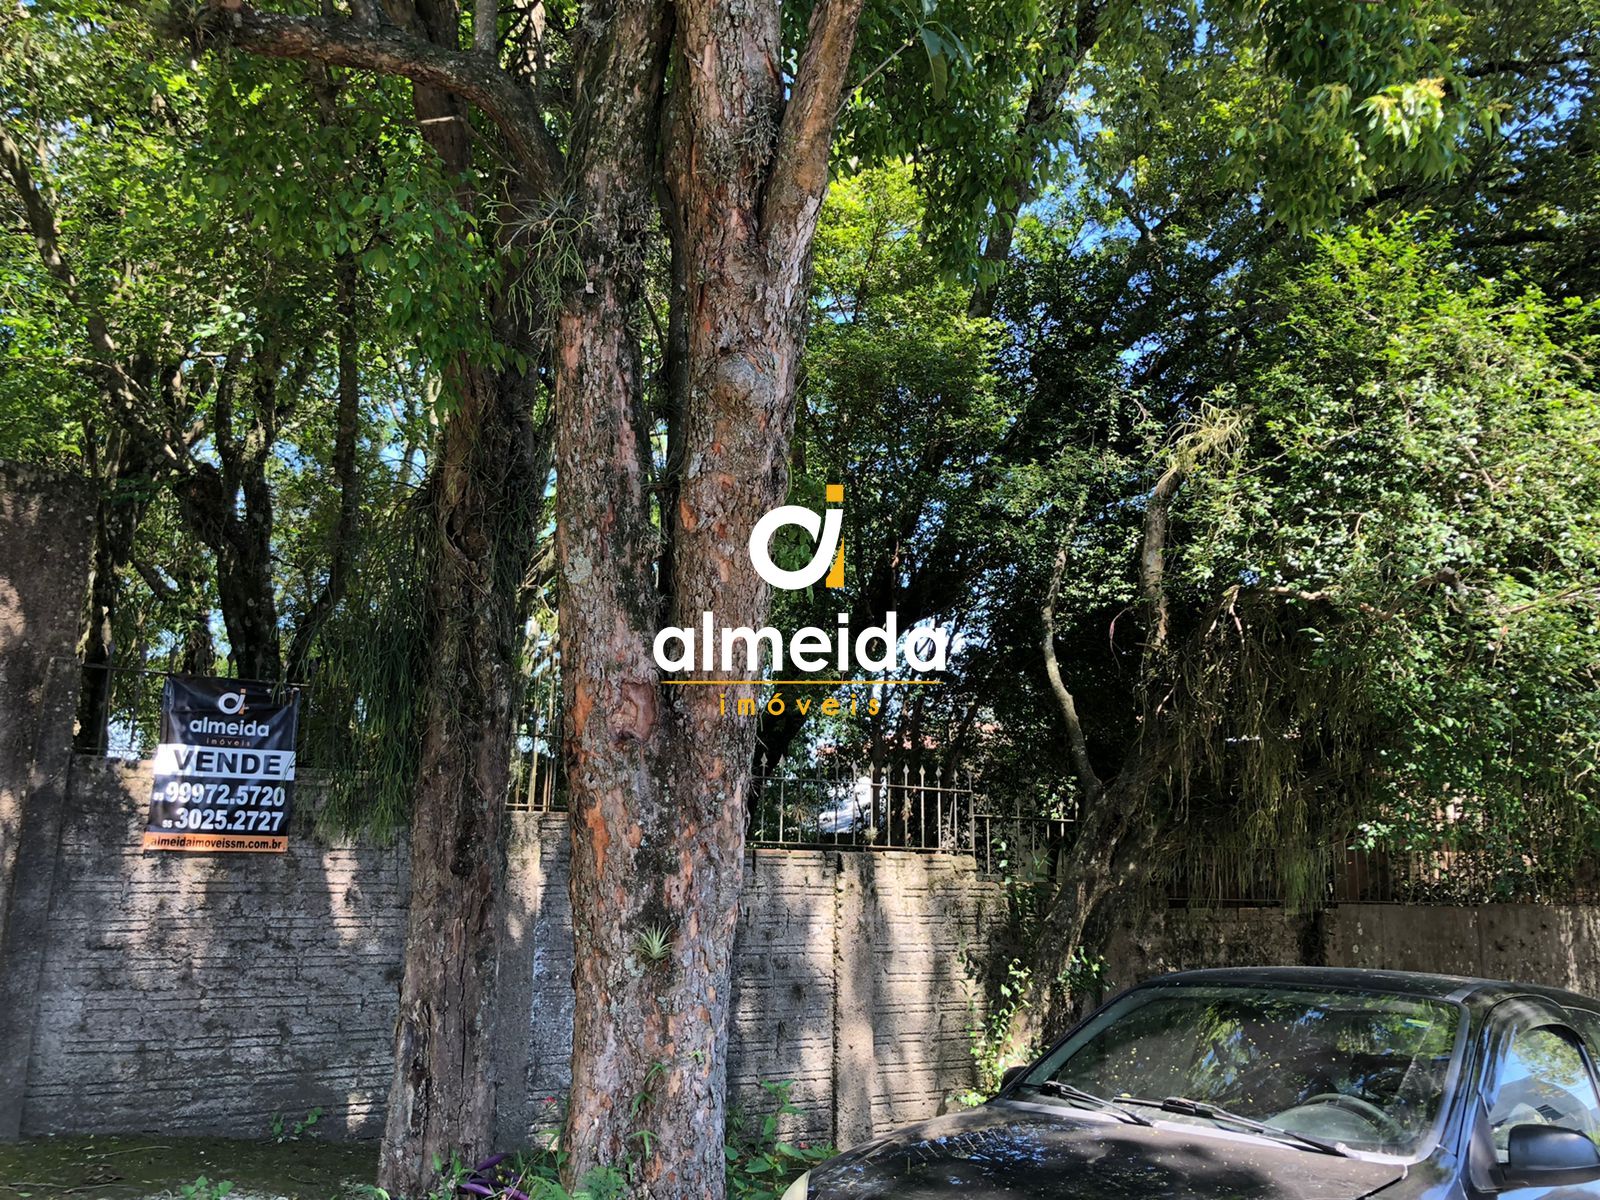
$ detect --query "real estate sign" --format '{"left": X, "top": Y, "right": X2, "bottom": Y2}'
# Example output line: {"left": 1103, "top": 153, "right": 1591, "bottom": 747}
{"left": 143, "top": 675, "right": 300, "bottom": 853}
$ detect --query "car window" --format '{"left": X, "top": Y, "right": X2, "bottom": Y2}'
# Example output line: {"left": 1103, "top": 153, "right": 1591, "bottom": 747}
{"left": 1020, "top": 984, "right": 1463, "bottom": 1155}
{"left": 1570, "top": 1009, "right": 1600, "bottom": 1074}
{"left": 1486, "top": 1024, "right": 1600, "bottom": 1162}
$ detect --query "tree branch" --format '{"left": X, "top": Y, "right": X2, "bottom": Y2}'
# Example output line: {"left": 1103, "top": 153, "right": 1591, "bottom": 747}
{"left": 134, "top": 560, "right": 180, "bottom": 601}
{"left": 288, "top": 260, "right": 364, "bottom": 678}
{"left": 209, "top": 5, "right": 564, "bottom": 190}
{"left": 0, "top": 124, "right": 185, "bottom": 466}
{"left": 968, "top": 0, "right": 1105, "bottom": 318}
{"left": 1138, "top": 459, "right": 1185, "bottom": 656}
{"left": 473, "top": 0, "right": 496, "bottom": 53}
{"left": 1043, "top": 537, "right": 1104, "bottom": 802}
{"left": 762, "top": 0, "right": 866, "bottom": 270}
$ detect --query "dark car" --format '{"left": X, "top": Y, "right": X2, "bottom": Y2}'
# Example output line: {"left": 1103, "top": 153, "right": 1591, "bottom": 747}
{"left": 786, "top": 966, "right": 1600, "bottom": 1199}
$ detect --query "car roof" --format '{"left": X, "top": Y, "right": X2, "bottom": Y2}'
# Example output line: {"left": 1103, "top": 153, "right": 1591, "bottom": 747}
{"left": 1138, "top": 965, "right": 1600, "bottom": 1014}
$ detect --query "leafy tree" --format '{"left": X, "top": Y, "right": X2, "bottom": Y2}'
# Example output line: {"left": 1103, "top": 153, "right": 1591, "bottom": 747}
{"left": 1170, "top": 227, "right": 1600, "bottom": 898}
{"left": 6, "top": 0, "right": 1596, "bottom": 1193}
{"left": 176, "top": 0, "right": 863, "bottom": 1189}
{"left": 0, "top": 2, "right": 455, "bottom": 740}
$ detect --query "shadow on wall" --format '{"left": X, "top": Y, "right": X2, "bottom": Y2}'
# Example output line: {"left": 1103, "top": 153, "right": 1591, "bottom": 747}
{"left": 497, "top": 810, "right": 576, "bottom": 1149}
{"left": 1105, "top": 903, "right": 1600, "bottom": 998}
{"left": 0, "top": 464, "right": 94, "bottom": 944}
{"left": 17, "top": 759, "right": 410, "bottom": 1140}
{"left": 13, "top": 765, "right": 1600, "bottom": 1149}
{"left": 506, "top": 837, "right": 1007, "bottom": 1152}
{"left": 0, "top": 462, "right": 97, "bottom": 1141}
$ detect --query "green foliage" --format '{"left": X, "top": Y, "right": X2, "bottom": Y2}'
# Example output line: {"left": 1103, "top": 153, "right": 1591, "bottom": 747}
{"left": 812, "top": 38, "right": 1600, "bottom": 902}
{"left": 1, "top": 0, "right": 488, "bottom": 820}
{"left": 839, "top": 0, "right": 1566, "bottom": 270}
{"left": 633, "top": 922, "right": 674, "bottom": 965}
{"left": 195, "top": 49, "right": 508, "bottom": 378}
{"left": 356, "top": 1082, "right": 829, "bottom": 1200}
{"left": 957, "top": 957, "right": 1037, "bottom": 1107}
{"left": 175, "top": 1176, "right": 234, "bottom": 1200}
{"left": 268, "top": 1105, "right": 323, "bottom": 1143}
{"left": 724, "top": 1082, "right": 832, "bottom": 1200}
{"left": 303, "top": 493, "right": 435, "bottom": 836}
{"left": 1166, "top": 222, "right": 1600, "bottom": 895}
{"left": 772, "top": 163, "right": 1007, "bottom": 756}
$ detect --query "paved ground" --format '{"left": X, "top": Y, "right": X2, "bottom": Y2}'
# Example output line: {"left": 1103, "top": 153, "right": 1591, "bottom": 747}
{"left": 0, "top": 1137, "right": 376, "bottom": 1200}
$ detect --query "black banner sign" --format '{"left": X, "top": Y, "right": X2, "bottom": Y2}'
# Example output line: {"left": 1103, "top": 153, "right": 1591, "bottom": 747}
{"left": 143, "top": 675, "right": 301, "bottom": 853}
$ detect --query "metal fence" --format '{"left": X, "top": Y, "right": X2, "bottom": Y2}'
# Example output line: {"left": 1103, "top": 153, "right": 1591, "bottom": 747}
{"left": 743, "top": 757, "right": 1074, "bottom": 873}
{"left": 66, "top": 664, "right": 1600, "bottom": 903}
{"left": 516, "top": 753, "right": 1076, "bottom": 874}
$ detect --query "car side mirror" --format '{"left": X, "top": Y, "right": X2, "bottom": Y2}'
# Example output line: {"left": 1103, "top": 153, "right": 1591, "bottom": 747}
{"left": 999, "top": 1065, "right": 1026, "bottom": 1092}
{"left": 1502, "top": 1124, "right": 1600, "bottom": 1189}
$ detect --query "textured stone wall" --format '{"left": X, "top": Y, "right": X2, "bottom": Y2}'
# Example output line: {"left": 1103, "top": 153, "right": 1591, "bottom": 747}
{"left": 832, "top": 853, "right": 1004, "bottom": 1145}
{"left": 504, "top": 842, "right": 1003, "bottom": 1148}
{"left": 20, "top": 759, "right": 408, "bottom": 1139}
{"left": 14, "top": 754, "right": 1600, "bottom": 1150}
{"left": 1103, "top": 904, "right": 1312, "bottom": 992}
{"left": 14, "top": 762, "right": 1004, "bottom": 1149}
{"left": 1328, "top": 904, "right": 1600, "bottom": 998}
{"left": 1106, "top": 903, "right": 1600, "bottom": 1001}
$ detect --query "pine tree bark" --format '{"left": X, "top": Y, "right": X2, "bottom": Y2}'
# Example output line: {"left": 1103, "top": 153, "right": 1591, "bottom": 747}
{"left": 379, "top": 364, "right": 539, "bottom": 1194}
{"left": 554, "top": 0, "right": 863, "bottom": 1189}
{"left": 206, "top": 1, "right": 863, "bottom": 1192}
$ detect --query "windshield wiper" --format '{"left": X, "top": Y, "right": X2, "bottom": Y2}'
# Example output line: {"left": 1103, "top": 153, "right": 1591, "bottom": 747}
{"left": 1032, "top": 1080, "right": 1154, "bottom": 1126}
{"left": 1118, "top": 1096, "right": 1351, "bottom": 1157}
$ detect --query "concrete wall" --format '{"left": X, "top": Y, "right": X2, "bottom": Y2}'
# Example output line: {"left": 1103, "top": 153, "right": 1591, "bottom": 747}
{"left": 0, "top": 463, "right": 91, "bottom": 920}
{"left": 10, "top": 759, "right": 1005, "bottom": 1149}
{"left": 1105, "top": 903, "right": 1600, "bottom": 1001}
{"left": 11, "top": 754, "right": 1600, "bottom": 1150}
{"left": 445, "top": 823, "right": 1007, "bottom": 1148}
{"left": 1104, "top": 905, "right": 1313, "bottom": 989}
{"left": 1329, "top": 904, "right": 1600, "bottom": 997}
{"left": 19, "top": 759, "right": 409, "bottom": 1140}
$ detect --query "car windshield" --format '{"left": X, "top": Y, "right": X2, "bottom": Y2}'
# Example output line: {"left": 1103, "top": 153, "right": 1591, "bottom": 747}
{"left": 1018, "top": 984, "right": 1463, "bottom": 1156}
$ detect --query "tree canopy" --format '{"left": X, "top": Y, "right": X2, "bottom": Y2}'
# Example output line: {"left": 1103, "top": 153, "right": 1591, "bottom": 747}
{"left": 4, "top": 0, "right": 1599, "bottom": 1192}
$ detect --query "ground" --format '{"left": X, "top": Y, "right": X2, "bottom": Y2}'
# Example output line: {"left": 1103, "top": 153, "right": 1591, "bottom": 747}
{"left": 0, "top": 1137, "right": 376, "bottom": 1200}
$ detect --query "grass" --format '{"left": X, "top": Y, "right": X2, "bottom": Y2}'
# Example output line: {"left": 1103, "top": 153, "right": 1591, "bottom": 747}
{"left": 0, "top": 1136, "right": 376, "bottom": 1200}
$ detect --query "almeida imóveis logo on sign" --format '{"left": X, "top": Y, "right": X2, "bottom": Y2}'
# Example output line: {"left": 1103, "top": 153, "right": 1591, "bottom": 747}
{"left": 652, "top": 484, "right": 950, "bottom": 677}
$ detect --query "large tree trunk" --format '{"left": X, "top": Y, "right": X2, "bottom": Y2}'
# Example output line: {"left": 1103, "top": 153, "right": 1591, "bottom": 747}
{"left": 202, "top": 1, "right": 861, "bottom": 1191}
{"left": 556, "top": 258, "right": 809, "bottom": 1197}
{"left": 219, "top": 462, "right": 283, "bottom": 680}
{"left": 556, "top": 0, "right": 861, "bottom": 1190}
{"left": 378, "top": 366, "right": 539, "bottom": 1196}
{"left": 1011, "top": 769, "right": 1154, "bottom": 1047}
{"left": 1016, "top": 454, "right": 1191, "bottom": 1048}
{"left": 553, "top": 8, "right": 676, "bottom": 1178}
{"left": 287, "top": 255, "right": 363, "bottom": 680}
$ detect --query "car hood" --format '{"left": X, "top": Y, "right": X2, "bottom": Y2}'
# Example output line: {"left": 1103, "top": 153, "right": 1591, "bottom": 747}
{"left": 805, "top": 1101, "right": 1409, "bottom": 1200}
